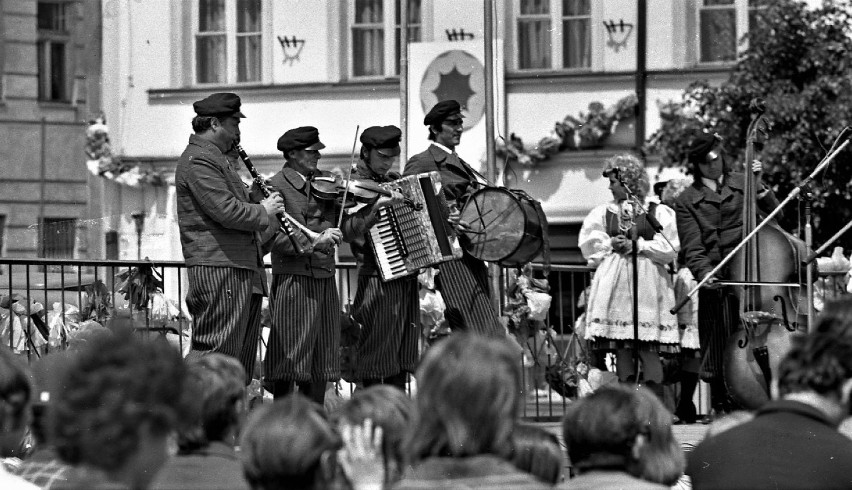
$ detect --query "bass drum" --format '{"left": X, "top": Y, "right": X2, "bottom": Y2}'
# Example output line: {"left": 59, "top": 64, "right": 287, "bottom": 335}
{"left": 459, "top": 187, "right": 545, "bottom": 267}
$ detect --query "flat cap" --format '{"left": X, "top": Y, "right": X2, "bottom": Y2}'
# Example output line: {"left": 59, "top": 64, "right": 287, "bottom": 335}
{"left": 687, "top": 131, "right": 721, "bottom": 164}
{"left": 193, "top": 92, "right": 246, "bottom": 118}
{"left": 360, "top": 125, "right": 402, "bottom": 157}
{"left": 277, "top": 126, "right": 326, "bottom": 152}
{"left": 423, "top": 100, "right": 465, "bottom": 126}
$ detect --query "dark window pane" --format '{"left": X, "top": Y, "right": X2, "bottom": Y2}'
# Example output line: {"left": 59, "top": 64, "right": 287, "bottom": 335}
{"left": 700, "top": 9, "right": 736, "bottom": 62}
{"left": 49, "top": 42, "right": 66, "bottom": 100}
{"left": 562, "top": 0, "right": 590, "bottom": 16}
{"left": 237, "top": 35, "right": 261, "bottom": 82}
{"left": 563, "top": 18, "right": 590, "bottom": 68}
{"left": 521, "top": 0, "right": 549, "bottom": 15}
{"left": 199, "top": 0, "right": 225, "bottom": 32}
{"left": 704, "top": 0, "right": 734, "bottom": 5}
{"left": 37, "top": 2, "right": 67, "bottom": 32}
{"left": 395, "top": 0, "right": 422, "bottom": 24}
{"left": 353, "top": 28, "right": 384, "bottom": 76}
{"left": 518, "top": 19, "right": 551, "bottom": 69}
{"left": 237, "top": 0, "right": 261, "bottom": 32}
{"left": 395, "top": 26, "right": 421, "bottom": 74}
{"left": 355, "top": 0, "right": 383, "bottom": 24}
{"left": 196, "top": 35, "right": 226, "bottom": 83}
{"left": 40, "top": 218, "right": 76, "bottom": 259}
{"left": 37, "top": 41, "right": 46, "bottom": 99}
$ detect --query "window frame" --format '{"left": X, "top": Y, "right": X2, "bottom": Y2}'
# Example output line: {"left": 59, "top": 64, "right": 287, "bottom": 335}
{"left": 348, "top": 0, "right": 424, "bottom": 80}
{"left": 696, "top": 0, "right": 765, "bottom": 66}
{"left": 511, "top": 0, "right": 597, "bottom": 73}
{"left": 37, "top": 1, "right": 72, "bottom": 102}
{"left": 191, "top": 0, "right": 267, "bottom": 86}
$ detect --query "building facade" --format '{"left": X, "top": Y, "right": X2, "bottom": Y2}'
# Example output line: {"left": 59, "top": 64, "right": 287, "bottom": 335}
{"left": 98, "top": 0, "right": 775, "bottom": 263}
{"left": 0, "top": 0, "right": 102, "bottom": 261}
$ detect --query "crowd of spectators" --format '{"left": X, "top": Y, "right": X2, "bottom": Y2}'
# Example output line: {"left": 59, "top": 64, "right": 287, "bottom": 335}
{"left": 3, "top": 299, "right": 852, "bottom": 489}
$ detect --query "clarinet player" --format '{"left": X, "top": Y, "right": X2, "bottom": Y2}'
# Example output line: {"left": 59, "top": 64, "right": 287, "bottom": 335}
{"left": 176, "top": 92, "right": 285, "bottom": 383}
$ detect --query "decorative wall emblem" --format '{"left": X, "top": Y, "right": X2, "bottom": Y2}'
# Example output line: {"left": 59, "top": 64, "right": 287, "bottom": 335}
{"left": 278, "top": 35, "right": 306, "bottom": 65}
{"left": 603, "top": 19, "right": 634, "bottom": 52}
{"left": 419, "top": 50, "right": 485, "bottom": 131}
{"left": 445, "top": 28, "right": 475, "bottom": 41}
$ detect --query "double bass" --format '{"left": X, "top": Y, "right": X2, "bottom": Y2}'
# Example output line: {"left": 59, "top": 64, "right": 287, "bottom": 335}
{"left": 722, "top": 100, "right": 809, "bottom": 409}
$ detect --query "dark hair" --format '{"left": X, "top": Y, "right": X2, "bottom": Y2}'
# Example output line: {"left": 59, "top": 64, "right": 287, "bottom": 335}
{"left": 192, "top": 116, "right": 219, "bottom": 133}
{"left": 814, "top": 299, "right": 852, "bottom": 339}
{"left": 562, "top": 384, "right": 684, "bottom": 486}
{"left": 331, "top": 385, "right": 413, "bottom": 484}
{"left": 405, "top": 334, "right": 521, "bottom": 462}
{"left": 241, "top": 395, "right": 342, "bottom": 490}
{"left": 510, "top": 424, "right": 564, "bottom": 485}
{"left": 178, "top": 353, "right": 246, "bottom": 452}
{"left": 427, "top": 123, "right": 441, "bottom": 141}
{"left": 52, "top": 333, "right": 187, "bottom": 472}
{"left": 777, "top": 332, "right": 852, "bottom": 397}
{"left": 0, "top": 348, "right": 31, "bottom": 455}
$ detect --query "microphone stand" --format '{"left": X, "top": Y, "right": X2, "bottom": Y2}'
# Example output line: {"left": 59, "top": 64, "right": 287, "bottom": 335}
{"left": 671, "top": 137, "right": 851, "bottom": 314}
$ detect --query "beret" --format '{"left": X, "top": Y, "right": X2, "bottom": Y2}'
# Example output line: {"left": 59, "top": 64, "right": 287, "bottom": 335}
{"left": 360, "top": 125, "right": 402, "bottom": 156}
{"left": 423, "top": 100, "right": 465, "bottom": 126}
{"left": 277, "top": 126, "right": 326, "bottom": 152}
{"left": 687, "top": 132, "right": 720, "bottom": 164}
{"left": 193, "top": 93, "right": 246, "bottom": 118}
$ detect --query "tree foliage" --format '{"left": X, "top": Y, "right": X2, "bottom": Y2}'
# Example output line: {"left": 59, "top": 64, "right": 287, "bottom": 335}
{"left": 645, "top": 0, "right": 852, "bottom": 247}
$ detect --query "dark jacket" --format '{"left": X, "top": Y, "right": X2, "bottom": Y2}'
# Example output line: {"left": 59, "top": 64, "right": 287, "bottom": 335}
{"left": 175, "top": 135, "right": 269, "bottom": 270}
{"left": 687, "top": 399, "right": 852, "bottom": 490}
{"left": 673, "top": 172, "right": 780, "bottom": 282}
{"left": 404, "top": 144, "right": 479, "bottom": 208}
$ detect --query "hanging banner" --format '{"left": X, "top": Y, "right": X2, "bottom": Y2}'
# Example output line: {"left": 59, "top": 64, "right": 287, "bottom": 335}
{"left": 405, "top": 40, "right": 504, "bottom": 176}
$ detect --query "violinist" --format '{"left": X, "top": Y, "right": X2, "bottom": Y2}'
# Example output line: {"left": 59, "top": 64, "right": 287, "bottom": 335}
{"left": 262, "top": 126, "right": 357, "bottom": 404}
{"left": 403, "top": 100, "right": 503, "bottom": 337}
{"left": 673, "top": 130, "right": 780, "bottom": 421}
{"left": 340, "top": 125, "right": 414, "bottom": 390}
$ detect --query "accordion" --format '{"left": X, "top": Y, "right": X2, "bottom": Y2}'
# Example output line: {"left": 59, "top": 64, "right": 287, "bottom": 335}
{"left": 368, "top": 172, "right": 463, "bottom": 281}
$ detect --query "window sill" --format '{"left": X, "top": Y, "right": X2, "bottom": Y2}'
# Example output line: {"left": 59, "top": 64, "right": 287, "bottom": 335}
{"left": 506, "top": 65, "right": 733, "bottom": 88}
{"left": 149, "top": 79, "right": 402, "bottom": 103}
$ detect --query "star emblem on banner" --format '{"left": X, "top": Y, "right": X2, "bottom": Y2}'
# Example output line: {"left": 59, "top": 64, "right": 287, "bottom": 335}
{"left": 432, "top": 67, "right": 476, "bottom": 112}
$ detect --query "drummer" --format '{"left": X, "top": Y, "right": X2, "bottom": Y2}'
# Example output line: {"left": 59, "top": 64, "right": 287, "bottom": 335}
{"left": 404, "top": 100, "right": 503, "bottom": 336}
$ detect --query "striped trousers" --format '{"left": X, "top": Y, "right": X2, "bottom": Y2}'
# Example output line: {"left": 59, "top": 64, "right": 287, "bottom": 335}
{"left": 351, "top": 274, "right": 420, "bottom": 380}
{"left": 184, "top": 266, "right": 262, "bottom": 384}
{"left": 437, "top": 253, "right": 503, "bottom": 336}
{"left": 265, "top": 274, "right": 340, "bottom": 382}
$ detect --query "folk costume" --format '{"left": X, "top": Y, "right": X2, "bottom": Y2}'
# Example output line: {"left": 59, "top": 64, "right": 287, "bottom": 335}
{"left": 342, "top": 126, "right": 419, "bottom": 388}
{"left": 176, "top": 93, "right": 269, "bottom": 383}
{"left": 579, "top": 199, "right": 681, "bottom": 353}
{"left": 403, "top": 100, "right": 503, "bottom": 337}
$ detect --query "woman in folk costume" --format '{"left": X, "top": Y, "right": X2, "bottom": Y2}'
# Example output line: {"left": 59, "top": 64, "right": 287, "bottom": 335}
{"left": 579, "top": 153, "right": 680, "bottom": 384}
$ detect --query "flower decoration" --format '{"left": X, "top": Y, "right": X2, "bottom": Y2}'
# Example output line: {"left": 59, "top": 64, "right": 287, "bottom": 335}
{"left": 85, "top": 114, "right": 166, "bottom": 187}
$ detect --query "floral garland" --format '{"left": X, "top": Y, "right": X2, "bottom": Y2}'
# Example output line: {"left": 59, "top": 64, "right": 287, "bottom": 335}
{"left": 85, "top": 115, "right": 166, "bottom": 187}
{"left": 496, "top": 94, "right": 638, "bottom": 168}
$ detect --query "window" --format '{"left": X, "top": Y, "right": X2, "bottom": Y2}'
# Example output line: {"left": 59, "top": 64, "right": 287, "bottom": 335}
{"left": 698, "top": 0, "right": 765, "bottom": 64}
{"left": 0, "top": 215, "right": 5, "bottom": 256}
{"left": 350, "top": 0, "right": 422, "bottom": 78}
{"left": 515, "top": 0, "right": 591, "bottom": 71}
{"left": 194, "top": 0, "right": 262, "bottom": 84}
{"left": 40, "top": 218, "right": 76, "bottom": 259}
{"left": 37, "top": 1, "right": 70, "bottom": 101}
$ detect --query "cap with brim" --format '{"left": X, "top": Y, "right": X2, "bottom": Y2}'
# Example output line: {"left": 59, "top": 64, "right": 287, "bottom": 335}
{"left": 361, "top": 125, "right": 402, "bottom": 157}
{"left": 193, "top": 92, "right": 246, "bottom": 118}
{"left": 423, "top": 100, "right": 465, "bottom": 126}
{"left": 687, "top": 132, "right": 720, "bottom": 164}
{"left": 277, "top": 126, "right": 326, "bottom": 152}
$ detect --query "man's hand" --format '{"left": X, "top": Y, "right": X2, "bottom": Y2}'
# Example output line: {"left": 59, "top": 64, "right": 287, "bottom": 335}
{"left": 703, "top": 273, "right": 723, "bottom": 289}
{"left": 261, "top": 192, "right": 286, "bottom": 216}
{"left": 752, "top": 159, "right": 763, "bottom": 174}
{"left": 374, "top": 190, "right": 404, "bottom": 210}
{"left": 313, "top": 227, "right": 343, "bottom": 252}
{"left": 338, "top": 418, "right": 385, "bottom": 490}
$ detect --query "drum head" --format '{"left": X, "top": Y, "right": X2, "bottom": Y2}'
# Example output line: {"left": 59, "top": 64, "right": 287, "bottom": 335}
{"left": 460, "top": 188, "right": 527, "bottom": 263}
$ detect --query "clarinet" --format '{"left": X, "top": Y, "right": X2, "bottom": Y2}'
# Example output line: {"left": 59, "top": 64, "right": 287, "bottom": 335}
{"left": 235, "top": 144, "right": 311, "bottom": 255}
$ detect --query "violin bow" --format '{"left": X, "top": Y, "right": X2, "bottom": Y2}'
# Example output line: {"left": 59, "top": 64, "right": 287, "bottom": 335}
{"left": 337, "top": 125, "right": 360, "bottom": 228}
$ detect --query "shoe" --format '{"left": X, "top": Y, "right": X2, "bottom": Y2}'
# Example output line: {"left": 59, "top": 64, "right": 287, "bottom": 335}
{"left": 674, "top": 401, "right": 697, "bottom": 425}
{"left": 699, "top": 412, "right": 715, "bottom": 425}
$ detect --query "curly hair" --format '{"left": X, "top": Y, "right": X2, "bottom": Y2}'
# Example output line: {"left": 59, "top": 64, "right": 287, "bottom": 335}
{"left": 405, "top": 334, "right": 522, "bottom": 462}
{"left": 241, "top": 395, "right": 342, "bottom": 490}
{"left": 0, "top": 347, "right": 31, "bottom": 453}
{"left": 602, "top": 153, "right": 650, "bottom": 201}
{"left": 191, "top": 116, "right": 219, "bottom": 133}
{"left": 178, "top": 353, "right": 246, "bottom": 452}
{"left": 777, "top": 332, "right": 852, "bottom": 398}
{"left": 51, "top": 332, "right": 187, "bottom": 472}
{"left": 660, "top": 177, "right": 694, "bottom": 206}
{"left": 331, "top": 385, "right": 414, "bottom": 484}
{"left": 562, "top": 384, "right": 684, "bottom": 486}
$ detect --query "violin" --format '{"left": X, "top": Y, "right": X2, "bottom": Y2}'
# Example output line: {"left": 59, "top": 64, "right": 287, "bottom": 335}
{"left": 310, "top": 175, "right": 421, "bottom": 210}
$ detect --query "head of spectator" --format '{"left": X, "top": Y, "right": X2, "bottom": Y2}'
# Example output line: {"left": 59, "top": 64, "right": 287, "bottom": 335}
{"left": 406, "top": 333, "right": 521, "bottom": 462}
{"left": 601, "top": 153, "right": 649, "bottom": 203}
{"left": 51, "top": 333, "right": 187, "bottom": 490}
{"left": 0, "top": 348, "right": 31, "bottom": 459}
{"left": 510, "top": 424, "right": 564, "bottom": 485}
{"left": 562, "top": 384, "right": 684, "bottom": 486}
{"left": 241, "top": 395, "right": 342, "bottom": 490}
{"left": 331, "top": 384, "right": 413, "bottom": 484}
{"left": 178, "top": 353, "right": 247, "bottom": 453}
{"left": 814, "top": 299, "right": 852, "bottom": 339}
{"left": 191, "top": 92, "right": 245, "bottom": 154}
{"left": 773, "top": 332, "right": 852, "bottom": 425}
{"left": 687, "top": 131, "right": 727, "bottom": 182}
